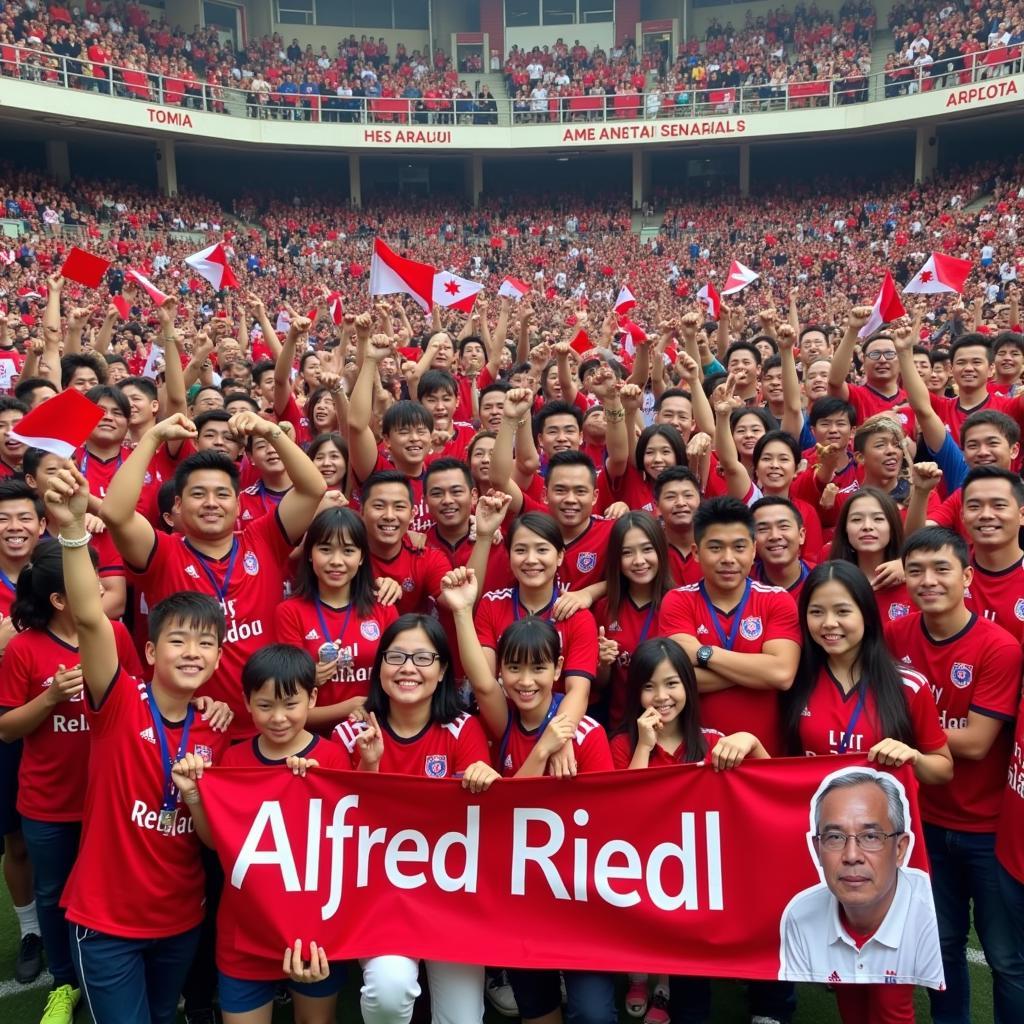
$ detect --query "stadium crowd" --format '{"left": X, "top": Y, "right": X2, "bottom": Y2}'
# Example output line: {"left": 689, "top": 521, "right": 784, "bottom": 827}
{"left": 0, "top": 141, "right": 1022, "bottom": 1024}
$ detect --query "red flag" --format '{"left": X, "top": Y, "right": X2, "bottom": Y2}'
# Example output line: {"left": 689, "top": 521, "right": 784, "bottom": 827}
{"left": 432, "top": 270, "right": 483, "bottom": 313}
{"left": 126, "top": 268, "right": 169, "bottom": 307}
{"left": 859, "top": 271, "right": 907, "bottom": 338}
{"left": 10, "top": 388, "right": 103, "bottom": 458}
{"left": 111, "top": 295, "right": 130, "bottom": 319}
{"left": 60, "top": 247, "right": 110, "bottom": 289}
{"left": 569, "top": 330, "right": 594, "bottom": 356}
{"left": 369, "top": 239, "right": 435, "bottom": 312}
{"left": 722, "top": 260, "right": 759, "bottom": 295}
{"left": 184, "top": 242, "right": 238, "bottom": 291}
{"left": 697, "top": 281, "right": 721, "bottom": 319}
{"left": 614, "top": 285, "right": 636, "bottom": 314}
{"left": 903, "top": 253, "right": 973, "bottom": 295}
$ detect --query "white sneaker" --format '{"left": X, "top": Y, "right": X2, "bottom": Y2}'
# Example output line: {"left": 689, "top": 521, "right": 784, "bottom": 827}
{"left": 485, "top": 970, "right": 518, "bottom": 1017}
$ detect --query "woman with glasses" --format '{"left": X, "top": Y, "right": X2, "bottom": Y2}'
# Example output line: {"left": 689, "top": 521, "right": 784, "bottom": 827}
{"left": 781, "top": 560, "right": 953, "bottom": 1024}
{"left": 333, "top": 613, "right": 495, "bottom": 1024}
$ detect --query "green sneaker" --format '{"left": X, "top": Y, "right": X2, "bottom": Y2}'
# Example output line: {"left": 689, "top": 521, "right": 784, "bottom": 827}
{"left": 40, "top": 984, "right": 80, "bottom": 1024}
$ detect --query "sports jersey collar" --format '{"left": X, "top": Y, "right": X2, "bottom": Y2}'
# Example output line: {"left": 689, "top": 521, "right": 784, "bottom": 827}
{"left": 827, "top": 869, "right": 912, "bottom": 952}
{"left": 563, "top": 516, "right": 599, "bottom": 549}
{"left": 428, "top": 525, "right": 470, "bottom": 553}
{"left": 920, "top": 611, "right": 976, "bottom": 647}
{"left": 824, "top": 666, "right": 863, "bottom": 704}
{"left": 970, "top": 553, "right": 1024, "bottom": 578}
{"left": 252, "top": 733, "right": 319, "bottom": 765}
{"left": 863, "top": 383, "right": 904, "bottom": 404}
{"left": 382, "top": 715, "right": 434, "bottom": 745}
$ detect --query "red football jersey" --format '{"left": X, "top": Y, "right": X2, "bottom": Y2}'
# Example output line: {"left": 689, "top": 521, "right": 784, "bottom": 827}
{"left": 0, "top": 572, "right": 16, "bottom": 618}
{"left": 237, "top": 482, "right": 287, "bottom": 526}
{"left": 609, "top": 727, "right": 724, "bottom": 770}
{"left": 352, "top": 453, "right": 433, "bottom": 533}
{"left": 657, "top": 581, "right": 802, "bottom": 754}
{"left": 844, "top": 383, "right": 916, "bottom": 436}
{"left": 497, "top": 706, "right": 612, "bottom": 776}
{"left": 966, "top": 557, "right": 1024, "bottom": 643}
{"left": 368, "top": 541, "right": 449, "bottom": 616}
{"left": 476, "top": 587, "right": 599, "bottom": 691}
{"left": 220, "top": 733, "right": 351, "bottom": 770}
{"left": 333, "top": 712, "right": 489, "bottom": 777}
{"left": 874, "top": 581, "right": 914, "bottom": 624}
{"left": 796, "top": 665, "right": 947, "bottom": 758}
{"left": 62, "top": 667, "right": 229, "bottom": 938}
{"left": 0, "top": 622, "right": 140, "bottom": 821}
{"left": 273, "top": 597, "right": 397, "bottom": 711}
{"left": 76, "top": 446, "right": 132, "bottom": 577}
{"left": 929, "top": 489, "right": 969, "bottom": 542}
{"left": 884, "top": 612, "right": 1021, "bottom": 832}
{"left": 559, "top": 517, "right": 615, "bottom": 592}
{"left": 126, "top": 512, "right": 295, "bottom": 735}
{"left": 996, "top": 690, "right": 1024, "bottom": 883}
{"left": 593, "top": 595, "right": 660, "bottom": 728}
{"left": 422, "top": 526, "right": 511, "bottom": 594}
{"left": 606, "top": 464, "right": 658, "bottom": 514}
{"left": 929, "top": 391, "right": 1014, "bottom": 441}
{"left": 665, "top": 542, "right": 703, "bottom": 588}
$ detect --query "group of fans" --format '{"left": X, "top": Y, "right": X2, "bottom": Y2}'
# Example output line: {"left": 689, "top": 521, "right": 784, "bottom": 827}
{"left": 0, "top": 171, "right": 1022, "bottom": 1024}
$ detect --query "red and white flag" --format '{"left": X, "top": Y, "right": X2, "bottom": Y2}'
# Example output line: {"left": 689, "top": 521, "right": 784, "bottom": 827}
{"left": 126, "top": 268, "right": 169, "bottom": 307}
{"left": 620, "top": 317, "right": 648, "bottom": 356}
{"left": 614, "top": 285, "right": 636, "bottom": 314}
{"left": 498, "top": 277, "right": 530, "bottom": 301}
{"left": 184, "top": 242, "right": 238, "bottom": 291}
{"left": 722, "top": 260, "right": 759, "bottom": 295}
{"left": 325, "top": 291, "right": 343, "bottom": 326}
{"left": 433, "top": 270, "right": 483, "bottom": 313}
{"left": 859, "top": 271, "right": 907, "bottom": 338}
{"left": 902, "top": 252, "right": 973, "bottom": 295}
{"left": 697, "top": 281, "right": 721, "bottom": 319}
{"left": 369, "top": 239, "right": 435, "bottom": 312}
{"left": 10, "top": 387, "right": 103, "bottom": 458}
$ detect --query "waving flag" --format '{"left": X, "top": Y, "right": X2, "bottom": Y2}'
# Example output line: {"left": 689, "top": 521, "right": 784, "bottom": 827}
{"left": 126, "top": 268, "right": 169, "bottom": 307}
{"left": 614, "top": 285, "right": 636, "bottom": 314}
{"left": 432, "top": 270, "right": 483, "bottom": 313}
{"left": 185, "top": 242, "right": 238, "bottom": 291}
{"left": 722, "top": 260, "right": 759, "bottom": 295}
{"left": 903, "top": 253, "right": 973, "bottom": 295}
{"left": 859, "top": 272, "right": 907, "bottom": 338}
{"left": 369, "top": 239, "right": 435, "bottom": 312}
{"left": 697, "top": 281, "right": 721, "bottom": 319}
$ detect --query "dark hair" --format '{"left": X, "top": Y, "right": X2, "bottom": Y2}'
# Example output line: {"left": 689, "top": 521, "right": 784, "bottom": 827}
{"left": 381, "top": 400, "right": 433, "bottom": 436}
{"left": 784, "top": 561, "right": 914, "bottom": 754}
{"left": 496, "top": 617, "right": 561, "bottom": 670}
{"left": 294, "top": 507, "right": 376, "bottom": 615}
{"left": 724, "top": 340, "right": 762, "bottom": 367}
{"left": 173, "top": 451, "right": 240, "bottom": 497}
{"left": 949, "top": 333, "right": 993, "bottom": 364}
{"left": 12, "top": 539, "right": 95, "bottom": 631}
{"left": 960, "top": 409, "right": 1020, "bottom": 448}
{"left": 799, "top": 324, "right": 832, "bottom": 345}
{"left": 729, "top": 405, "right": 776, "bottom": 436}
{"left": 190, "top": 384, "right": 223, "bottom": 407}
{"left": 929, "top": 348, "right": 951, "bottom": 367}
{"left": 467, "top": 430, "right": 496, "bottom": 464}
{"left": 693, "top": 496, "right": 754, "bottom": 544}
{"left": 653, "top": 465, "right": 701, "bottom": 501}
{"left": 761, "top": 353, "right": 782, "bottom": 375}
{"left": 148, "top": 591, "right": 225, "bottom": 645}
{"left": 365, "top": 614, "right": 461, "bottom": 725}
{"left": 242, "top": 643, "right": 316, "bottom": 699}
{"left": 223, "top": 391, "right": 260, "bottom": 413}
{"left": 60, "top": 353, "right": 106, "bottom": 389}
{"left": 702, "top": 371, "right": 727, "bottom": 399}
{"left": 830, "top": 486, "right": 904, "bottom": 565}
{"left": 157, "top": 480, "right": 176, "bottom": 532}
{"left": 753, "top": 430, "right": 800, "bottom": 471}
{"left": 533, "top": 400, "right": 582, "bottom": 438}
{"left": 361, "top": 469, "right": 414, "bottom": 506}
{"left": 654, "top": 387, "right": 693, "bottom": 412}
{"left": 306, "top": 431, "right": 348, "bottom": 490}
{"left": 751, "top": 494, "right": 804, "bottom": 529}
{"left": 547, "top": 449, "right": 597, "bottom": 486}
{"left": 193, "top": 409, "right": 235, "bottom": 434}
{"left": 809, "top": 395, "right": 857, "bottom": 428}
{"left": 635, "top": 424, "right": 686, "bottom": 479}
{"left": 118, "top": 376, "right": 158, "bottom": 401}
{"left": 424, "top": 456, "right": 473, "bottom": 492}
{"left": 105, "top": 354, "right": 127, "bottom": 371}
{"left": 993, "top": 330, "right": 1024, "bottom": 356}
{"left": 478, "top": 381, "right": 511, "bottom": 408}
{"left": 962, "top": 465, "right": 1024, "bottom": 506}
{"left": 419, "top": 369, "right": 458, "bottom": 397}
{"left": 85, "top": 384, "right": 130, "bottom": 419}
{"left": 507, "top": 511, "right": 565, "bottom": 553}
{"left": 22, "top": 447, "right": 55, "bottom": 482}
{"left": 13, "top": 378, "right": 57, "bottom": 403}
{"left": 901, "top": 526, "right": 970, "bottom": 571}
{"left": 604, "top": 511, "right": 673, "bottom": 621}
{"left": 0, "top": 479, "right": 43, "bottom": 518}
{"left": 251, "top": 359, "right": 276, "bottom": 387}
{"left": 458, "top": 334, "right": 485, "bottom": 357}
{"left": 613, "top": 638, "right": 707, "bottom": 763}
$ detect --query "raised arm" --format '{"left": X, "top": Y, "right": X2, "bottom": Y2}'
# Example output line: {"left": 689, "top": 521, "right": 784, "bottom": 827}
{"left": 41, "top": 273, "right": 64, "bottom": 389}
{"left": 554, "top": 342, "right": 579, "bottom": 407}
{"left": 489, "top": 388, "right": 536, "bottom": 498}
{"left": 677, "top": 351, "right": 715, "bottom": 437}
{"left": 93, "top": 303, "right": 119, "bottom": 357}
{"left": 827, "top": 305, "right": 873, "bottom": 401}
{"left": 246, "top": 292, "right": 283, "bottom": 359}
{"left": 348, "top": 324, "right": 390, "bottom": 483}
{"left": 788, "top": 285, "right": 801, "bottom": 336}
{"left": 64, "top": 305, "right": 92, "bottom": 356}
{"left": 893, "top": 317, "right": 947, "bottom": 454}
{"left": 157, "top": 297, "right": 187, "bottom": 418}
{"left": 47, "top": 464, "right": 117, "bottom": 704}
{"left": 273, "top": 315, "right": 310, "bottom": 417}
{"left": 776, "top": 324, "right": 804, "bottom": 441}
{"left": 714, "top": 382, "right": 753, "bottom": 500}
{"left": 591, "top": 367, "right": 628, "bottom": 480}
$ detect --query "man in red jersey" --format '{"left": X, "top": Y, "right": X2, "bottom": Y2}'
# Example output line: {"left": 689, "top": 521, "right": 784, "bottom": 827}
{"left": 960, "top": 467, "right": 1024, "bottom": 642}
{"left": 46, "top": 463, "right": 232, "bottom": 1024}
{"left": 99, "top": 412, "right": 326, "bottom": 735}
{"left": 653, "top": 466, "right": 704, "bottom": 586}
{"left": 884, "top": 527, "right": 1024, "bottom": 1023}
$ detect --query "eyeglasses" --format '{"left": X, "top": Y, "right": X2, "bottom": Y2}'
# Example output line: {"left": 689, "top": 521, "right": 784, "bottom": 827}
{"left": 382, "top": 650, "right": 441, "bottom": 667}
{"left": 815, "top": 830, "right": 903, "bottom": 852}
{"left": 864, "top": 350, "right": 898, "bottom": 362}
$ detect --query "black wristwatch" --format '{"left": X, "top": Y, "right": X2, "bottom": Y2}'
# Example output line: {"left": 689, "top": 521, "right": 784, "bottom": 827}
{"left": 696, "top": 645, "right": 715, "bottom": 669}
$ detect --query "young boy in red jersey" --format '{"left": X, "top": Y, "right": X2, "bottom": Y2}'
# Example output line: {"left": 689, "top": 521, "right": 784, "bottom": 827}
{"left": 884, "top": 527, "right": 1024, "bottom": 1022}
{"left": 171, "top": 644, "right": 347, "bottom": 1022}
{"left": 654, "top": 466, "right": 704, "bottom": 586}
{"left": 46, "top": 462, "right": 233, "bottom": 1024}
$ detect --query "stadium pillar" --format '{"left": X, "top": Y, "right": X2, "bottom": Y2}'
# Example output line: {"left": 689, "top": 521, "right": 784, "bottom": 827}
{"left": 631, "top": 150, "right": 649, "bottom": 210}
{"left": 915, "top": 125, "right": 938, "bottom": 183}
{"left": 349, "top": 155, "right": 362, "bottom": 209}
{"left": 155, "top": 138, "right": 177, "bottom": 197}
{"left": 738, "top": 144, "right": 751, "bottom": 198}
{"left": 45, "top": 140, "right": 70, "bottom": 187}
{"left": 466, "top": 154, "right": 483, "bottom": 207}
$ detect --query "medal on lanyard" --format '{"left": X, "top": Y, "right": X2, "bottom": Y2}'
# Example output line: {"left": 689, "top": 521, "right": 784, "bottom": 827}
{"left": 189, "top": 537, "right": 240, "bottom": 606}
{"left": 146, "top": 686, "right": 195, "bottom": 835}
{"left": 314, "top": 596, "right": 353, "bottom": 669}
{"left": 698, "top": 579, "right": 752, "bottom": 651}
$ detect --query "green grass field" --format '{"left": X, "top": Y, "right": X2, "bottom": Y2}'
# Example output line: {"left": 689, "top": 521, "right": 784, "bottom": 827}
{"left": 0, "top": 878, "right": 995, "bottom": 1022}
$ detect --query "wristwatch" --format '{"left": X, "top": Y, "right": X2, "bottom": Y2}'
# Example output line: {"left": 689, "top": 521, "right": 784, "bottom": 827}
{"left": 696, "top": 645, "right": 715, "bottom": 669}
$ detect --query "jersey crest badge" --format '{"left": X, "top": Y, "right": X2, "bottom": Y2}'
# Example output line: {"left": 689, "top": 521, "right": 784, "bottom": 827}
{"left": 740, "top": 616, "right": 763, "bottom": 640}
{"left": 1015, "top": 598, "right": 1024, "bottom": 621}
{"left": 361, "top": 620, "right": 381, "bottom": 641}
{"left": 402, "top": 577, "right": 415, "bottom": 592}
{"left": 576, "top": 551, "right": 597, "bottom": 573}
{"left": 243, "top": 552, "right": 259, "bottom": 575}
{"left": 193, "top": 744, "right": 213, "bottom": 763}
{"left": 888, "top": 603, "right": 910, "bottom": 619}
{"left": 950, "top": 662, "right": 973, "bottom": 689}
{"left": 424, "top": 755, "right": 448, "bottom": 778}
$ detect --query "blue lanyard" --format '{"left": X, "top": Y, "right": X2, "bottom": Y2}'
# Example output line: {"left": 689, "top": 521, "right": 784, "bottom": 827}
{"left": 637, "top": 602, "right": 656, "bottom": 644}
{"left": 314, "top": 595, "right": 353, "bottom": 648}
{"left": 0, "top": 569, "right": 15, "bottom": 594}
{"left": 512, "top": 585, "right": 558, "bottom": 621}
{"left": 145, "top": 686, "right": 194, "bottom": 813}
{"left": 499, "top": 693, "right": 564, "bottom": 771}
{"left": 698, "top": 579, "right": 752, "bottom": 651}
{"left": 187, "top": 538, "right": 240, "bottom": 604}
{"left": 79, "top": 450, "right": 123, "bottom": 477}
{"left": 837, "top": 682, "right": 869, "bottom": 754}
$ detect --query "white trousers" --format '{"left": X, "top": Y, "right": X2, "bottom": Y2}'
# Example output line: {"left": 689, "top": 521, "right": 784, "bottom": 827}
{"left": 359, "top": 955, "right": 484, "bottom": 1024}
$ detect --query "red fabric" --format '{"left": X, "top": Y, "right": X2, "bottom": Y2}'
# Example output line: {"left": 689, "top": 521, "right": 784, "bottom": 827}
{"left": 198, "top": 756, "right": 931, "bottom": 981}
{"left": 788, "top": 81, "right": 830, "bottom": 98}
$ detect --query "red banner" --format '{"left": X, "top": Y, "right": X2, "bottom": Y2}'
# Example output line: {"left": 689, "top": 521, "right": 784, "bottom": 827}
{"left": 787, "top": 81, "right": 830, "bottom": 98}
{"left": 201, "top": 757, "right": 941, "bottom": 986}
